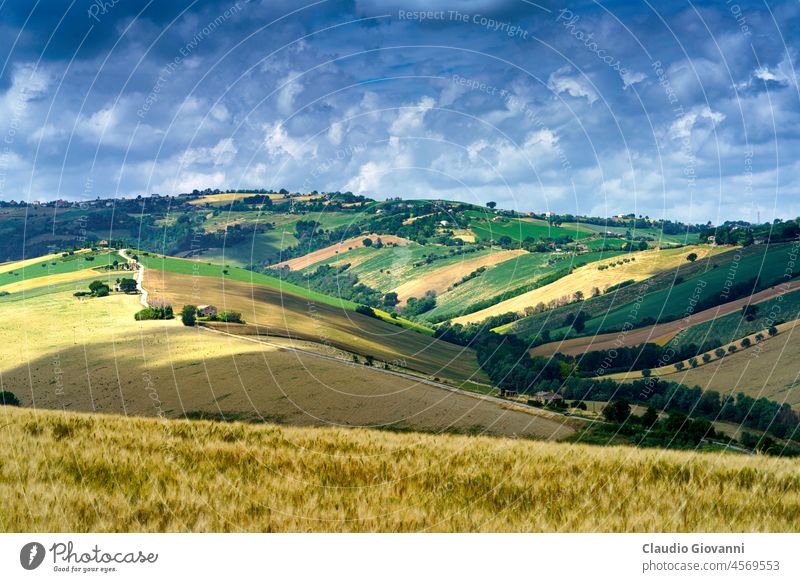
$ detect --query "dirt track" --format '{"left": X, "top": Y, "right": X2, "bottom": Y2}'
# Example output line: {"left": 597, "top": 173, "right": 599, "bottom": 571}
{"left": 530, "top": 280, "right": 800, "bottom": 357}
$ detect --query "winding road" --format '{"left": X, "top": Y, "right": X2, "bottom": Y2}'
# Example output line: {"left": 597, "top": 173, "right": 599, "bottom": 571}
{"left": 119, "top": 248, "right": 148, "bottom": 307}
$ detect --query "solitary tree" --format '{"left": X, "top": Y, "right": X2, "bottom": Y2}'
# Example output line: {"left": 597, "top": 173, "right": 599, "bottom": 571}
{"left": 686, "top": 252, "right": 698, "bottom": 262}
{"left": 641, "top": 368, "right": 652, "bottom": 378}
{"left": 641, "top": 406, "right": 659, "bottom": 428}
{"left": 486, "top": 201, "right": 497, "bottom": 209}
{"left": 602, "top": 399, "right": 631, "bottom": 423}
{"left": 702, "top": 353, "right": 712, "bottom": 363}
{"left": 181, "top": 304, "right": 197, "bottom": 326}
{"left": 674, "top": 361, "right": 686, "bottom": 371}
{"left": 768, "top": 326, "right": 778, "bottom": 337}
{"left": 741, "top": 337, "right": 752, "bottom": 348}
{"left": 714, "top": 348, "right": 726, "bottom": 358}
{"left": 362, "top": 237, "right": 373, "bottom": 247}
{"left": 119, "top": 278, "right": 137, "bottom": 293}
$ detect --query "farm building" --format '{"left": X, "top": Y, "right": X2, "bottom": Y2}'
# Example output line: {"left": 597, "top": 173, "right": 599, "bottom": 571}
{"left": 531, "top": 391, "right": 564, "bottom": 405}
{"left": 197, "top": 305, "right": 218, "bottom": 317}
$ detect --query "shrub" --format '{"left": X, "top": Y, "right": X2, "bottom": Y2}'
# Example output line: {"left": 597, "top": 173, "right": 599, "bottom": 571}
{"left": 181, "top": 305, "right": 197, "bottom": 326}
{"left": 135, "top": 305, "right": 174, "bottom": 320}
{"left": 355, "top": 305, "right": 377, "bottom": 318}
{"left": 217, "top": 311, "right": 244, "bottom": 323}
{"left": 0, "top": 391, "right": 20, "bottom": 406}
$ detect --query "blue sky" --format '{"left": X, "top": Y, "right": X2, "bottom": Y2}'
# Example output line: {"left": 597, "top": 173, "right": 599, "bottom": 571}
{"left": 0, "top": 0, "right": 798, "bottom": 223}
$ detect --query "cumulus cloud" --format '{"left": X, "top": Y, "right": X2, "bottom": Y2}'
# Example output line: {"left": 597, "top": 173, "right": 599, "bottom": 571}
{"left": 547, "top": 66, "right": 598, "bottom": 104}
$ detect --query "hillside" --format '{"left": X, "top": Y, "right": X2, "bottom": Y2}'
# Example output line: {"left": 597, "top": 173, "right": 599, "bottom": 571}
{"left": 2, "top": 405, "right": 798, "bottom": 532}
{"left": 451, "top": 245, "right": 723, "bottom": 325}
{"left": 0, "top": 273, "right": 564, "bottom": 438}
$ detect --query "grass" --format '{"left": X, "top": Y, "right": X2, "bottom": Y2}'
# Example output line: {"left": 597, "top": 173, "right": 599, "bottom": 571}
{"left": 2, "top": 405, "right": 799, "bottom": 531}
{"left": 581, "top": 243, "right": 798, "bottom": 336}
{"left": 0, "top": 283, "right": 539, "bottom": 432}
{"left": 668, "top": 287, "right": 800, "bottom": 351}
{"left": 144, "top": 268, "right": 482, "bottom": 383}
{"left": 0, "top": 250, "right": 123, "bottom": 290}
{"left": 454, "top": 245, "right": 723, "bottom": 326}
{"left": 424, "top": 249, "right": 626, "bottom": 322}
{"left": 561, "top": 222, "right": 700, "bottom": 245}
{"left": 136, "top": 252, "right": 430, "bottom": 334}
{"left": 465, "top": 210, "right": 591, "bottom": 242}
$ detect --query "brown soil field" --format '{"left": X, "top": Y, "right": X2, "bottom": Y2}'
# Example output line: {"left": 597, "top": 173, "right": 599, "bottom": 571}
{"left": 609, "top": 318, "right": 800, "bottom": 407}
{"left": 531, "top": 280, "right": 800, "bottom": 358}
{"left": 274, "top": 234, "right": 411, "bottom": 271}
{"left": 392, "top": 249, "right": 527, "bottom": 304}
{"left": 452, "top": 245, "right": 726, "bottom": 325}
{"left": 144, "top": 269, "right": 488, "bottom": 384}
{"left": 0, "top": 288, "right": 569, "bottom": 440}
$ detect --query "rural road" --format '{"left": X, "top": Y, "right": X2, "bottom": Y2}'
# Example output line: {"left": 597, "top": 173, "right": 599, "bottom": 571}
{"left": 119, "top": 249, "right": 148, "bottom": 307}
{"left": 531, "top": 279, "right": 800, "bottom": 357}
{"left": 198, "top": 324, "right": 591, "bottom": 425}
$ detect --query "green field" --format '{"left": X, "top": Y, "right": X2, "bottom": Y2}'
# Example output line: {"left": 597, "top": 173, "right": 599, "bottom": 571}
{"left": 0, "top": 250, "right": 124, "bottom": 289}
{"left": 580, "top": 243, "right": 798, "bottom": 336}
{"left": 562, "top": 222, "right": 700, "bottom": 245}
{"left": 196, "top": 210, "right": 369, "bottom": 266}
{"left": 465, "top": 211, "right": 590, "bottom": 242}
{"left": 137, "top": 252, "right": 433, "bottom": 334}
{"left": 668, "top": 287, "right": 800, "bottom": 351}
{"left": 422, "top": 249, "right": 626, "bottom": 321}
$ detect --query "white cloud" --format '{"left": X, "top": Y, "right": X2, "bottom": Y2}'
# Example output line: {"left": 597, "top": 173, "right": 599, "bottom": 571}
{"left": 388, "top": 95, "right": 436, "bottom": 135}
{"left": 621, "top": 70, "right": 646, "bottom": 89}
{"left": 548, "top": 66, "right": 598, "bottom": 104}
{"left": 669, "top": 106, "right": 725, "bottom": 140}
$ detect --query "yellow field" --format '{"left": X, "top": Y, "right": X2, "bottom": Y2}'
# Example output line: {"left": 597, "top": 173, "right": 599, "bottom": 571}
{"left": 0, "top": 265, "right": 125, "bottom": 294}
{"left": 188, "top": 192, "right": 286, "bottom": 205}
{"left": 452, "top": 245, "right": 727, "bottom": 325}
{"left": 0, "top": 252, "right": 63, "bottom": 274}
{"left": 618, "top": 319, "right": 800, "bottom": 407}
{"left": 274, "top": 234, "right": 411, "bottom": 271}
{"left": 144, "top": 268, "right": 487, "bottom": 384}
{"left": 1, "top": 405, "right": 798, "bottom": 532}
{"left": 392, "top": 249, "right": 527, "bottom": 304}
{"left": 0, "top": 274, "right": 566, "bottom": 437}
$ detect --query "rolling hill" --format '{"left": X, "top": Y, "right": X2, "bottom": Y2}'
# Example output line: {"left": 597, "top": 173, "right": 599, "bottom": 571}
{"left": 0, "top": 269, "right": 564, "bottom": 438}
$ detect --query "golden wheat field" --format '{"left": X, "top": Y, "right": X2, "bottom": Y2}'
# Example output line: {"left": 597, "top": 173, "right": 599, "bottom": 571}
{"left": 1, "top": 406, "right": 799, "bottom": 532}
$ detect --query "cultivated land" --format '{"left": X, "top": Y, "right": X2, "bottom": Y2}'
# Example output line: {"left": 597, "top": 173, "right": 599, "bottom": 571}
{"left": 274, "top": 234, "right": 411, "bottom": 271}
{"left": 143, "top": 267, "right": 488, "bottom": 384}
{"left": 391, "top": 248, "right": 527, "bottom": 304}
{"left": 452, "top": 245, "right": 724, "bottom": 325}
{"left": 2, "top": 405, "right": 799, "bottom": 532}
{"left": 608, "top": 319, "right": 800, "bottom": 407}
{"left": 531, "top": 280, "right": 800, "bottom": 357}
{"left": 0, "top": 279, "right": 561, "bottom": 438}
